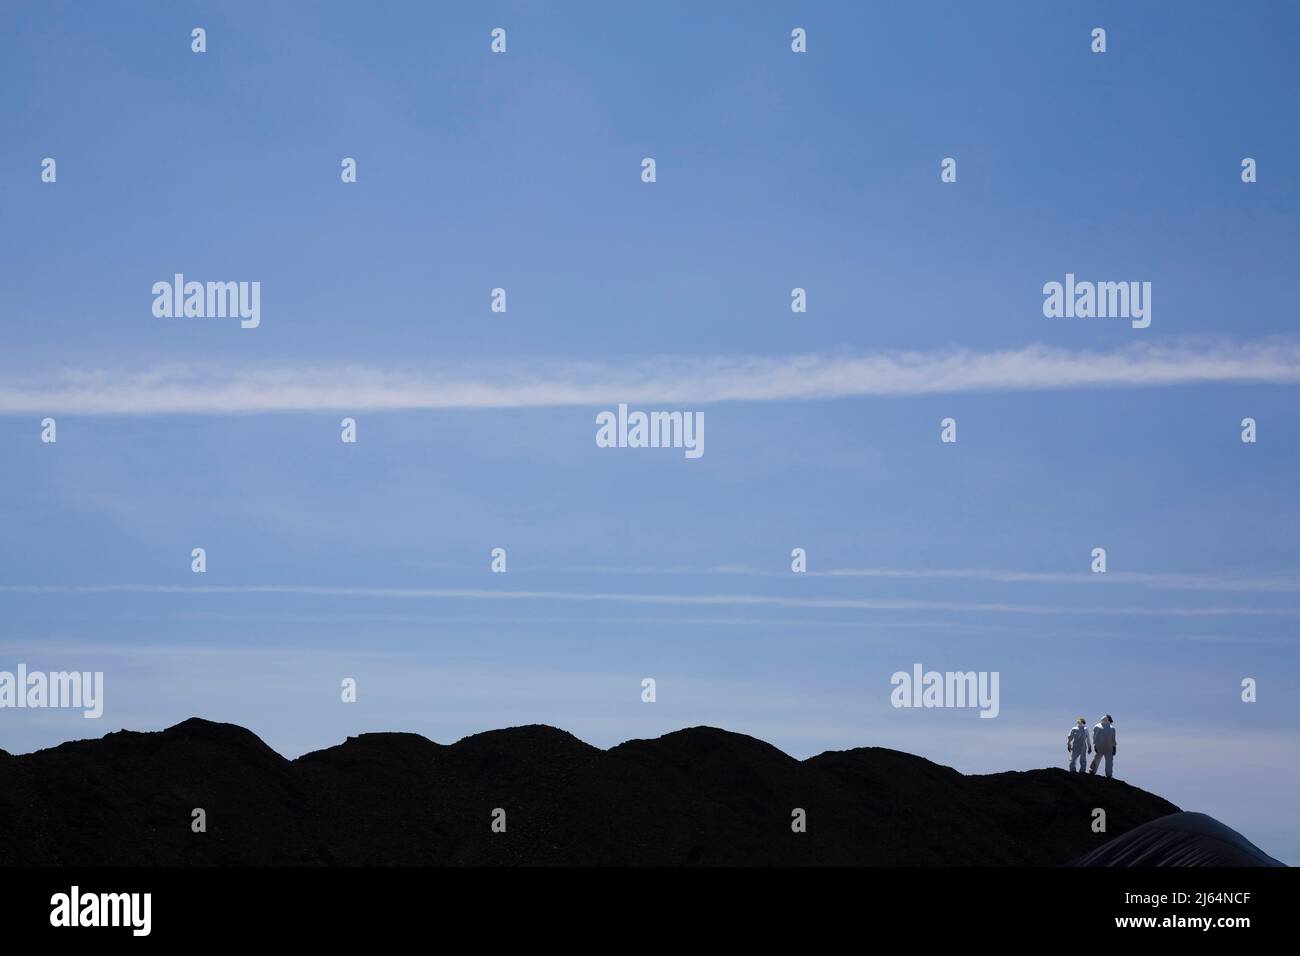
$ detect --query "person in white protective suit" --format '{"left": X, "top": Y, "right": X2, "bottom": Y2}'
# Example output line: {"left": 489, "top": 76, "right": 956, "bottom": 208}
{"left": 1089, "top": 714, "right": 1117, "bottom": 778}
{"left": 1066, "top": 717, "right": 1091, "bottom": 772}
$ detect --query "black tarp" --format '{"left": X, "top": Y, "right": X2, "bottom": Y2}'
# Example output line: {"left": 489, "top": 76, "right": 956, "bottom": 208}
{"left": 1070, "top": 811, "right": 1284, "bottom": 867}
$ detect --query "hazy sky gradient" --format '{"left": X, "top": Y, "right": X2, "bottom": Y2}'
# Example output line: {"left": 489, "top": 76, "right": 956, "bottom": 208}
{"left": 2, "top": 2, "right": 1298, "bottom": 863}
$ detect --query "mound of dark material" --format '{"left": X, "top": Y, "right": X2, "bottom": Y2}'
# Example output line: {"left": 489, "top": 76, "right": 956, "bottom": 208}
{"left": 0, "top": 718, "right": 1207, "bottom": 865}
{"left": 1070, "top": 811, "right": 1284, "bottom": 867}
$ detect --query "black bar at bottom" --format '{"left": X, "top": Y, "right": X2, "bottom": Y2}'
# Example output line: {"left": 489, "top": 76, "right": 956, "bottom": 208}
{"left": 3, "top": 865, "right": 1293, "bottom": 942}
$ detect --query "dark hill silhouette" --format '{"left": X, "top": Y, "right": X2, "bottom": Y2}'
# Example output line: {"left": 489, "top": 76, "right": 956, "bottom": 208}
{"left": 0, "top": 717, "right": 1259, "bottom": 866}
{"left": 1070, "top": 811, "right": 1284, "bottom": 867}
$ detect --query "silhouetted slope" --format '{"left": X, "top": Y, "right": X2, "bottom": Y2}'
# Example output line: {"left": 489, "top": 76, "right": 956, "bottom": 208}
{"left": 296, "top": 725, "right": 602, "bottom": 865}
{"left": 0, "top": 718, "right": 1220, "bottom": 866}
{"left": 1070, "top": 811, "right": 1285, "bottom": 867}
{"left": 0, "top": 719, "right": 316, "bottom": 865}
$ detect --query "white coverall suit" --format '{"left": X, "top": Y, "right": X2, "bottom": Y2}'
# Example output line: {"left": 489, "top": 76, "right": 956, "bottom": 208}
{"left": 1089, "top": 719, "right": 1116, "bottom": 777}
{"left": 1067, "top": 725, "right": 1090, "bottom": 772}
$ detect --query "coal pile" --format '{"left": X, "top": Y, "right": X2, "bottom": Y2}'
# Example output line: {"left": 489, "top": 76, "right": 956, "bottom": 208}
{"left": 0, "top": 718, "right": 1190, "bottom": 865}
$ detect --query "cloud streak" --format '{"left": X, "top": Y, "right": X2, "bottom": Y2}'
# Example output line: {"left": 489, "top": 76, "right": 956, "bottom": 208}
{"left": 533, "top": 563, "right": 1300, "bottom": 593}
{"left": 3, "top": 583, "right": 1298, "bottom": 620}
{"left": 4, "top": 339, "right": 1300, "bottom": 415}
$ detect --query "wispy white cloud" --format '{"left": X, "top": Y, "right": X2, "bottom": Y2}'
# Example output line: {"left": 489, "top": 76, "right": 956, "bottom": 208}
{"left": 526, "top": 563, "right": 1300, "bottom": 593}
{"left": 4, "top": 338, "right": 1300, "bottom": 414}
{"left": 809, "top": 567, "right": 1300, "bottom": 593}
{"left": 2, "top": 583, "right": 1298, "bottom": 619}
{"left": 94, "top": 610, "right": 1036, "bottom": 632}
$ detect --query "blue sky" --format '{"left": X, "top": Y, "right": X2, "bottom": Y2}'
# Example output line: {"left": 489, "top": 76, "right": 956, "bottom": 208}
{"left": 2, "top": 1, "right": 1299, "bottom": 863}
